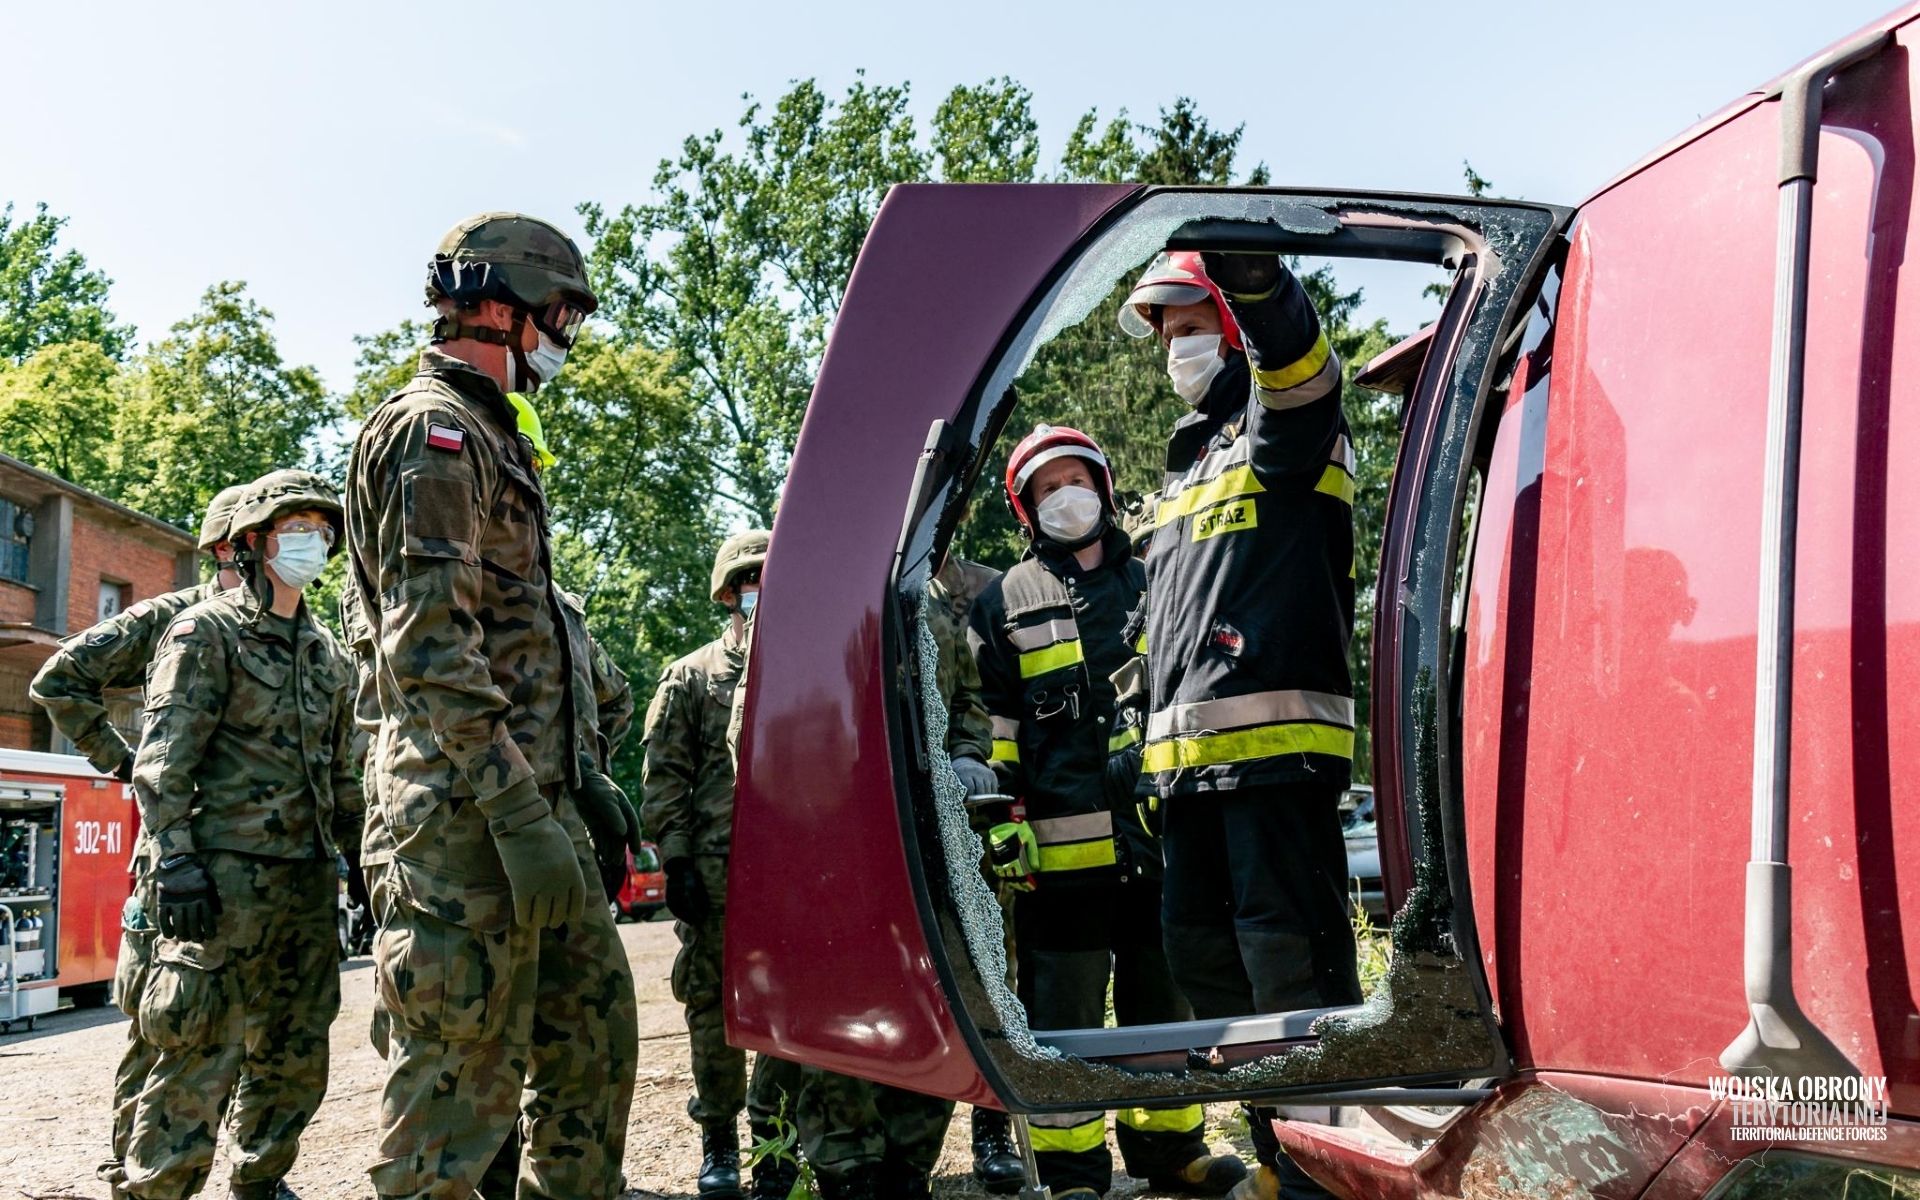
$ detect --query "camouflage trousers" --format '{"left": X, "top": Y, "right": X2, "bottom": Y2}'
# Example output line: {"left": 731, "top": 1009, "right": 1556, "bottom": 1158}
{"left": 366, "top": 822, "right": 639, "bottom": 1200}
{"left": 797, "top": 1066, "right": 955, "bottom": 1187}
{"left": 122, "top": 853, "right": 340, "bottom": 1200}
{"left": 672, "top": 855, "right": 802, "bottom": 1132}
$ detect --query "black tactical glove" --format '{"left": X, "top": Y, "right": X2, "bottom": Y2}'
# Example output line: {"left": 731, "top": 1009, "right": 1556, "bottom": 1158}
{"left": 154, "top": 853, "right": 221, "bottom": 942}
{"left": 1200, "top": 251, "right": 1283, "bottom": 300}
{"left": 342, "top": 843, "right": 371, "bottom": 917}
{"left": 573, "top": 771, "right": 645, "bottom": 900}
{"left": 114, "top": 754, "right": 135, "bottom": 784}
{"left": 664, "top": 857, "right": 709, "bottom": 924}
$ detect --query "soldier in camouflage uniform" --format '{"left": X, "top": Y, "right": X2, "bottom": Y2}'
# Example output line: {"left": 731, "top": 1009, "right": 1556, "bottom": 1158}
{"left": 29, "top": 482, "right": 252, "bottom": 1199}
{"left": 346, "top": 212, "right": 639, "bottom": 1200}
{"left": 121, "top": 471, "right": 362, "bottom": 1200}
{"left": 642, "top": 530, "right": 802, "bottom": 1200}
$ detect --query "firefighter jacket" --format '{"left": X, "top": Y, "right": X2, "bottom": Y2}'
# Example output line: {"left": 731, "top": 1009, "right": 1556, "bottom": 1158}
{"left": 30, "top": 579, "right": 224, "bottom": 774}
{"left": 345, "top": 350, "right": 597, "bottom": 887}
{"left": 1144, "top": 267, "right": 1357, "bottom": 797}
{"left": 969, "top": 528, "right": 1154, "bottom": 882}
{"left": 640, "top": 626, "right": 745, "bottom": 864}
{"left": 133, "top": 586, "right": 362, "bottom": 861}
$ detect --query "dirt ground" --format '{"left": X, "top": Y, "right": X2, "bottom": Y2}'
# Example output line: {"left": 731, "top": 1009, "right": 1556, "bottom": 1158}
{"left": 0, "top": 918, "right": 1249, "bottom": 1199}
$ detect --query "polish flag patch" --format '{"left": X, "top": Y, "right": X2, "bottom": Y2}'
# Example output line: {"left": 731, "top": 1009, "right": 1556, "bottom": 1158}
{"left": 426, "top": 424, "right": 466, "bottom": 453}
{"left": 169, "top": 619, "right": 196, "bottom": 637}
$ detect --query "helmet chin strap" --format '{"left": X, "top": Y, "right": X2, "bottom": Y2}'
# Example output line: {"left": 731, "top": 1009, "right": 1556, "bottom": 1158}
{"left": 432, "top": 310, "right": 542, "bottom": 392}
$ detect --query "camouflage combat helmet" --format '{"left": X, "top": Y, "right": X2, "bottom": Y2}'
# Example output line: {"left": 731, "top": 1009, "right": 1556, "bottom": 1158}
{"left": 425, "top": 211, "right": 598, "bottom": 319}
{"left": 196, "top": 483, "right": 251, "bottom": 552}
{"left": 710, "top": 529, "right": 771, "bottom": 603}
{"left": 1123, "top": 494, "right": 1159, "bottom": 556}
{"left": 231, "top": 469, "right": 345, "bottom": 558}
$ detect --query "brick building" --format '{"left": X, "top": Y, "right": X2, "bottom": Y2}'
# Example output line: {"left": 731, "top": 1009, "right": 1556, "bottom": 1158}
{"left": 0, "top": 453, "right": 197, "bottom": 752}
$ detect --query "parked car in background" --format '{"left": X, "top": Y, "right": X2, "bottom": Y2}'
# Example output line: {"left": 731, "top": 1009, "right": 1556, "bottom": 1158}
{"left": 1341, "top": 786, "right": 1385, "bottom": 920}
{"left": 613, "top": 842, "right": 666, "bottom": 922}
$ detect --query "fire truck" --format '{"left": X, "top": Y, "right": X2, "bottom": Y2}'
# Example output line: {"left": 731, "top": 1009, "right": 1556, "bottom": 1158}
{"left": 0, "top": 748, "right": 134, "bottom": 1030}
{"left": 726, "top": 4, "right": 1920, "bottom": 1196}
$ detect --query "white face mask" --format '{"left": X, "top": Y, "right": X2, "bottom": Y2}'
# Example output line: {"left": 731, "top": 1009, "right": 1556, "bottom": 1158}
{"left": 526, "top": 332, "right": 569, "bottom": 387}
{"left": 1037, "top": 485, "right": 1104, "bottom": 543}
{"left": 1167, "top": 334, "right": 1226, "bottom": 406}
{"left": 268, "top": 531, "right": 330, "bottom": 590}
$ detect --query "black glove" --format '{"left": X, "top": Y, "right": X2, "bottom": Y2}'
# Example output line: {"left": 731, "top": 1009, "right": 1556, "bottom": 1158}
{"left": 114, "top": 754, "right": 135, "bottom": 784}
{"left": 154, "top": 853, "right": 221, "bottom": 942}
{"left": 663, "top": 857, "right": 709, "bottom": 923}
{"left": 342, "top": 844, "right": 371, "bottom": 916}
{"left": 1200, "top": 251, "right": 1282, "bottom": 300}
{"left": 573, "top": 771, "right": 645, "bottom": 901}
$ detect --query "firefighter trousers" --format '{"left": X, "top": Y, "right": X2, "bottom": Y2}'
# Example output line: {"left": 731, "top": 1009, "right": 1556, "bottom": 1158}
{"left": 1160, "top": 781, "right": 1361, "bottom": 1020}
{"left": 1017, "top": 875, "right": 1208, "bottom": 1194}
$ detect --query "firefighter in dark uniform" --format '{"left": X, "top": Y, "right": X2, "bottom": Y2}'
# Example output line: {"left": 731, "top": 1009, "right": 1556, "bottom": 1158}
{"left": 1118, "top": 250, "right": 1361, "bottom": 1200}
{"left": 969, "top": 424, "right": 1244, "bottom": 1200}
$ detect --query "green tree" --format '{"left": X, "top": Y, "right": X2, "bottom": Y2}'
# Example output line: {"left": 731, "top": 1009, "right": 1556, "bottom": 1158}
{"left": 0, "top": 340, "right": 123, "bottom": 488}
{"left": 343, "top": 318, "right": 430, "bottom": 421}
{"left": 113, "top": 281, "right": 335, "bottom": 530}
{"left": 0, "top": 203, "right": 132, "bottom": 362}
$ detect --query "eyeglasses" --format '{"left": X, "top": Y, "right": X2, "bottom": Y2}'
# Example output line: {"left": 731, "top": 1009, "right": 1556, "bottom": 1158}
{"left": 272, "top": 519, "right": 336, "bottom": 546}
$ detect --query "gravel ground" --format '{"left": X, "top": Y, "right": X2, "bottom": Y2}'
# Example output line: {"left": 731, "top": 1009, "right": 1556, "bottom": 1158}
{"left": 0, "top": 919, "right": 1250, "bottom": 1199}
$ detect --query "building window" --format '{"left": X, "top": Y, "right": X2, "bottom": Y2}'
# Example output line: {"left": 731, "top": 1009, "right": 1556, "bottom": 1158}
{"left": 0, "top": 497, "right": 29, "bottom": 585}
{"left": 98, "top": 580, "right": 129, "bottom": 622}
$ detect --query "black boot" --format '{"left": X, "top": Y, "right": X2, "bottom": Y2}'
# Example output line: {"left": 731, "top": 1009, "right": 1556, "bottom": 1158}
{"left": 747, "top": 1121, "right": 799, "bottom": 1200}
{"left": 229, "top": 1181, "right": 301, "bottom": 1200}
{"left": 970, "top": 1107, "right": 1025, "bottom": 1195}
{"left": 699, "top": 1124, "right": 744, "bottom": 1199}
{"left": 818, "top": 1164, "right": 883, "bottom": 1200}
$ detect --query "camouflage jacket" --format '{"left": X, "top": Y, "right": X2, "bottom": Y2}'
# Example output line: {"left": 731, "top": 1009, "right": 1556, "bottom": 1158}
{"left": 641, "top": 626, "right": 744, "bottom": 863}
{"left": 927, "top": 572, "right": 991, "bottom": 764}
{"left": 30, "top": 580, "right": 224, "bottom": 773}
{"left": 561, "top": 590, "right": 634, "bottom": 773}
{"left": 133, "top": 587, "right": 361, "bottom": 861}
{"left": 345, "top": 350, "right": 593, "bottom": 837}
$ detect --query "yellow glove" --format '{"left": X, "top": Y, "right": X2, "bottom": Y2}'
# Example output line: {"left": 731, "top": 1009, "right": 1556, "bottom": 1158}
{"left": 987, "top": 822, "right": 1038, "bottom": 892}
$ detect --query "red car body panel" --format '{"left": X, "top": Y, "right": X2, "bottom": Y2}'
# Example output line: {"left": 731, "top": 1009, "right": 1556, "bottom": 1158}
{"left": 728, "top": 5, "right": 1920, "bottom": 1193}
{"left": 724, "top": 183, "right": 1137, "bottom": 1104}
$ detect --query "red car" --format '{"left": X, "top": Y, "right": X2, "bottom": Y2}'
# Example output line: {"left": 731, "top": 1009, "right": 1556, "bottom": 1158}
{"left": 612, "top": 841, "right": 666, "bottom": 923}
{"left": 727, "top": 7, "right": 1920, "bottom": 1198}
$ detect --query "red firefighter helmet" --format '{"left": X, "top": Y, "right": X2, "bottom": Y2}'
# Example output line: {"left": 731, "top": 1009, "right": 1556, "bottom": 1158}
{"left": 1117, "top": 250, "right": 1244, "bottom": 350}
{"left": 1004, "top": 423, "right": 1114, "bottom": 536}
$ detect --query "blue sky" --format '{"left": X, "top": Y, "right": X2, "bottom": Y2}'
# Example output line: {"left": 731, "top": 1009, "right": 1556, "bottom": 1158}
{"left": 4, "top": 0, "right": 1900, "bottom": 393}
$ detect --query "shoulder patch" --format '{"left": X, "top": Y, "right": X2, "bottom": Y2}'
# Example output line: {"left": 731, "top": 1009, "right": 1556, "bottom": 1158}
{"left": 426, "top": 424, "right": 466, "bottom": 453}
{"left": 169, "top": 619, "right": 196, "bottom": 638}
{"left": 125, "top": 600, "right": 152, "bottom": 620}
{"left": 83, "top": 629, "right": 116, "bottom": 648}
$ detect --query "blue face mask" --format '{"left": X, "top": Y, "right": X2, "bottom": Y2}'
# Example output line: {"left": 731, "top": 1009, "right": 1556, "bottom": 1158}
{"left": 737, "top": 589, "right": 758, "bottom": 618}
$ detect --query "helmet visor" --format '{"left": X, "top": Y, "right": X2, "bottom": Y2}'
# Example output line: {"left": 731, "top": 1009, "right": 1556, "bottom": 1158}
{"left": 1117, "top": 281, "right": 1211, "bottom": 338}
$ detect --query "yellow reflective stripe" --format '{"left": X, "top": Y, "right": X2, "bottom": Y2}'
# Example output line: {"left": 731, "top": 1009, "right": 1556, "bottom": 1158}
{"left": 1036, "top": 838, "right": 1118, "bottom": 873}
{"left": 1158, "top": 465, "right": 1264, "bottom": 527}
{"left": 1029, "top": 1116, "right": 1107, "bottom": 1153}
{"left": 1252, "top": 330, "right": 1330, "bottom": 391}
{"left": 1133, "top": 629, "right": 1148, "bottom": 654}
{"left": 1192, "top": 498, "right": 1258, "bottom": 541}
{"left": 990, "top": 739, "right": 1020, "bottom": 764}
{"left": 1315, "top": 463, "right": 1355, "bottom": 505}
{"left": 1116, "top": 1105, "right": 1204, "bottom": 1133}
{"left": 1143, "top": 723, "right": 1355, "bottom": 773}
{"left": 1019, "top": 639, "right": 1084, "bottom": 678}
{"left": 1108, "top": 726, "right": 1141, "bottom": 752}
